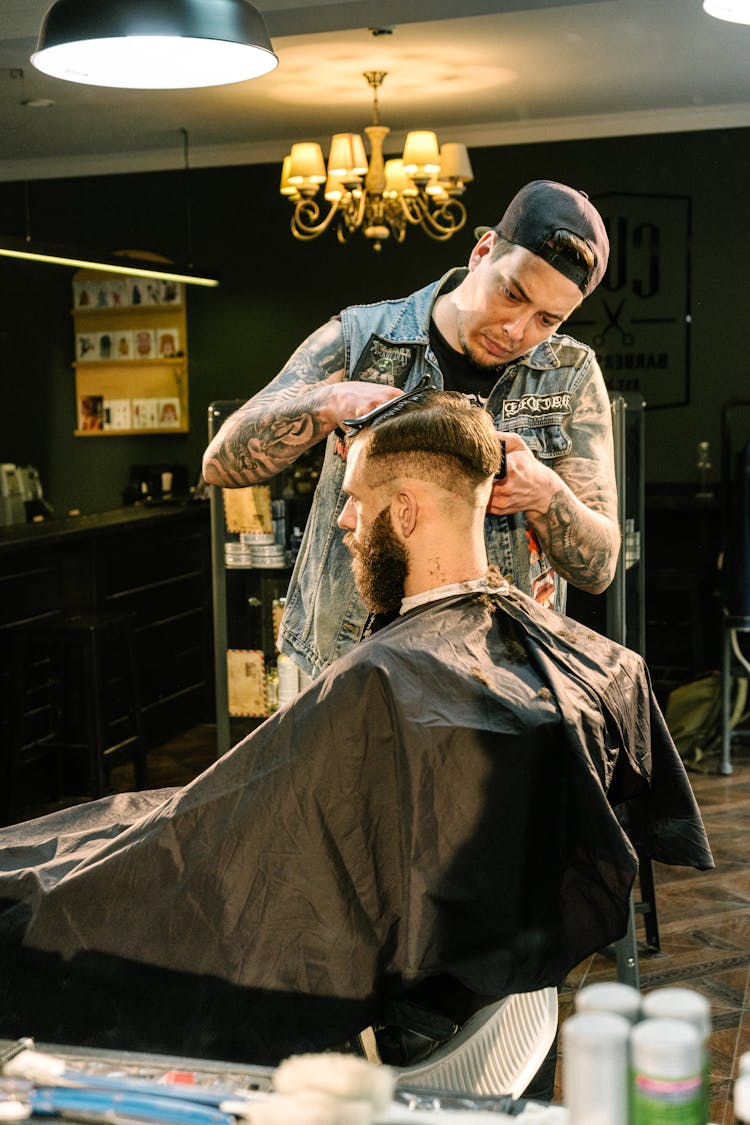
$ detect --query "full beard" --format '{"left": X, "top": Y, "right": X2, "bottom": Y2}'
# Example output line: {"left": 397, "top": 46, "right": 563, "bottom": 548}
{"left": 343, "top": 507, "right": 409, "bottom": 616}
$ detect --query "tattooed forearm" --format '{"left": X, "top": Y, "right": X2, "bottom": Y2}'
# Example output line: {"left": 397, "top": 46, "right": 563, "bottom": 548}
{"left": 522, "top": 360, "right": 620, "bottom": 592}
{"left": 202, "top": 319, "right": 346, "bottom": 486}
{"left": 555, "top": 455, "right": 619, "bottom": 523}
{"left": 530, "top": 485, "right": 620, "bottom": 593}
{"left": 207, "top": 385, "right": 339, "bottom": 485}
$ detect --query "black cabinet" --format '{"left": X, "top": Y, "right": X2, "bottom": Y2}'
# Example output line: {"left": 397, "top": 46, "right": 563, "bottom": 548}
{"left": 0, "top": 505, "right": 213, "bottom": 793}
{"left": 643, "top": 486, "right": 722, "bottom": 705}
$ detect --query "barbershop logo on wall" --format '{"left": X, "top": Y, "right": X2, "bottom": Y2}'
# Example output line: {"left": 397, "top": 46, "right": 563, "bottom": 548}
{"left": 568, "top": 193, "right": 691, "bottom": 408}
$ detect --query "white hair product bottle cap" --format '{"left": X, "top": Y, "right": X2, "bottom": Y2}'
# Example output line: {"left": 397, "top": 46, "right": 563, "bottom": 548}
{"left": 563, "top": 1011, "right": 630, "bottom": 1125}
{"left": 630, "top": 1018, "right": 704, "bottom": 1125}
{"left": 575, "top": 981, "right": 642, "bottom": 1023}
{"left": 735, "top": 1074, "right": 750, "bottom": 1123}
{"left": 642, "top": 987, "right": 712, "bottom": 1041}
{"left": 739, "top": 1051, "right": 750, "bottom": 1078}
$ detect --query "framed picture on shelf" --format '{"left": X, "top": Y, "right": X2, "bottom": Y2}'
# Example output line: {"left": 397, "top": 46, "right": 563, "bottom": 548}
{"left": 73, "top": 280, "right": 96, "bottom": 309}
{"left": 132, "top": 398, "right": 159, "bottom": 429}
{"left": 156, "top": 327, "right": 180, "bottom": 357}
{"left": 156, "top": 397, "right": 181, "bottom": 427}
{"left": 159, "top": 280, "right": 183, "bottom": 306}
{"left": 103, "top": 399, "right": 132, "bottom": 431}
{"left": 133, "top": 328, "right": 155, "bottom": 359}
{"left": 76, "top": 332, "right": 98, "bottom": 361}
{"left": 143, "top": 280, "right": 168, "bottom": 305}
{"left": 129, "top": 279, "right": 145, "bottom": 306}
{"left": 113, "top": 330, "right": 133, "bottom": 359}
{"left": 97, "top": 332, "right": 114, "bottom": 360}
{"left": 79, "top": 395, "right": 104, "bottom": 432}
{"left": 108, "top": 279, "right": 128, "bottom": 308}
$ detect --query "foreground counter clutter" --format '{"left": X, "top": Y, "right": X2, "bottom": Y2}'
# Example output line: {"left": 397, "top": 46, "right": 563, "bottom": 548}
{"left": 0, "top": 1037, "right": 564, "bottom": 1124}
{"left": 0, "top": 1023, "right": 744, "bottom": 1124}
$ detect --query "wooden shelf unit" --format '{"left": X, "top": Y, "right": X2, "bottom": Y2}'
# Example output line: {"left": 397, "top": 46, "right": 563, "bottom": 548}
{"left": 72, "top": 269, "right": 189, "bottom": 436}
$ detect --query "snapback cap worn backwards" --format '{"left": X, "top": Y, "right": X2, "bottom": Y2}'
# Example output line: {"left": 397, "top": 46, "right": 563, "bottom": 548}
{"left": 476, "top": 180, "right": 609, "bottom": 297}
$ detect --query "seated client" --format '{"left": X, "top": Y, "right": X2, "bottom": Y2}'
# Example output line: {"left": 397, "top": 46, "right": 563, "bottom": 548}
{"left": 0, "top": 389, "right": 712, "bottom": 1068}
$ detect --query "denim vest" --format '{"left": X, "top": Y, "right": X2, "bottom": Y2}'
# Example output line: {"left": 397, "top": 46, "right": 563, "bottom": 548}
{"left": 279, "top": 269, "right": 599, "bottom": 678}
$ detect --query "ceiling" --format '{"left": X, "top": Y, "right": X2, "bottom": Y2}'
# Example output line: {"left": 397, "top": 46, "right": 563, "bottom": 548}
{"left": 0, "top": 0, "right": 748, "bottom": 184}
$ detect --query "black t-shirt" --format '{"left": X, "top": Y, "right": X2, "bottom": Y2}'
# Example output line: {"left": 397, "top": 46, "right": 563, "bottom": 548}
{"left": 428, "top": 318, "right": 505, "bottom": 405}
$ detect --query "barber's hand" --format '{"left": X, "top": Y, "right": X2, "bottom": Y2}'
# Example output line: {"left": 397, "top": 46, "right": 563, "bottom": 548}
{"left": 487, "top": 431, "right": 556, "bottom": 517}
{"left": 321, "top": 382, "right": 403, "bottom": 429}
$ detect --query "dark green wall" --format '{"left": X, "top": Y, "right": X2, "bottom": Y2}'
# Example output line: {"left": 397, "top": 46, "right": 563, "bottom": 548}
{"left": 0, "top": 125, "right": 747, "bottom": 514}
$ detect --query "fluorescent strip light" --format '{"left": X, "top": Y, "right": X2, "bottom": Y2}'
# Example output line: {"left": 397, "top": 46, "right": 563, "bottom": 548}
{"left": 0, "top": 237, "right": 219, "bottom": 287}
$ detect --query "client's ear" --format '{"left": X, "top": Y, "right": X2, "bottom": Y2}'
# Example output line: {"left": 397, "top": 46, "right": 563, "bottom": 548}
{"left": 392, "top": 488, "right": 418, "bottom": 539}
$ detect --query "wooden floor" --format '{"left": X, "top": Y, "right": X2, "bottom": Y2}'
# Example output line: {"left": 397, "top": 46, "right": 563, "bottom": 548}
{"left": 555, "top": 747, "right": 750, "bottom": 1124}
{"left": 54, "top": 725, "right": 750, "bottom": 1120}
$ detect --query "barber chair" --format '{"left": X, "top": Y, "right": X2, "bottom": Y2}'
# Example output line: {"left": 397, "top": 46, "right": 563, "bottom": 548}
{"left": 393, "top": 987, "right": 558, "bottom": 1098}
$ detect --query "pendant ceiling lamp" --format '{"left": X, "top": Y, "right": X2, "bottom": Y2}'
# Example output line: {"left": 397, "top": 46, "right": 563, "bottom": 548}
{"left": 702, "top": 0, "right": 750, "bottom": 22}
{"left": 31, "top": 0, "right": 278, "bottom": 89}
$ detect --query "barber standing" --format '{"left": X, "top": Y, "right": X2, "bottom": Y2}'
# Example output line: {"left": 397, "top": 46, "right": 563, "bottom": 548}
{"left": 203, "top": 180, "right": 619, "bottom": 679}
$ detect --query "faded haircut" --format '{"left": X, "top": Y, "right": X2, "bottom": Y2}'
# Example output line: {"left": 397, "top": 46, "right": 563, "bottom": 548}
{"left": 353, "top": 388, "right": 502, "bottom": 494}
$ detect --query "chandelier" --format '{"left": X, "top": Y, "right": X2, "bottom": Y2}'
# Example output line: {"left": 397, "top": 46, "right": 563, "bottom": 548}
{"left": 280, "top": 72, "right": 474, "bottom": 251}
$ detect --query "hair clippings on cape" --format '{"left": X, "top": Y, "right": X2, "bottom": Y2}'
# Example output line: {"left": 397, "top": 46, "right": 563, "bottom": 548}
{"left": 340, "top": 374, "right": 433, "bottom": 434}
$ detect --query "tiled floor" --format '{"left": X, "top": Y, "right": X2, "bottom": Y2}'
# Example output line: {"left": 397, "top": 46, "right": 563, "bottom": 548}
{"left": 555, "top": 747, "right": 750, "bottom": 1124}
{"left": 52, "top": 724, "right": 750, "bottom": 1121}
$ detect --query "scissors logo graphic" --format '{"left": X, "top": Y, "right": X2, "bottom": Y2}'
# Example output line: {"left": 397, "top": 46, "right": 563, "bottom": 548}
{"left": 593, "top": 298, "right": 634, "bottom": 347}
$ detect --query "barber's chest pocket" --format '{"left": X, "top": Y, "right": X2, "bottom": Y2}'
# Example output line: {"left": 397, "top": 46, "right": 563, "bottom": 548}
{"left": 496, "top": 391, "right": 573, "bottom": 460}
{"left": 499, "top": 416, "right": 572, "bottom": 460}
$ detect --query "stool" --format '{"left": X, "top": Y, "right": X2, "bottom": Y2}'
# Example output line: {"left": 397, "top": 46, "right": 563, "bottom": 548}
{"left": 7, "top": 610, "right": 147, "bottom": 822}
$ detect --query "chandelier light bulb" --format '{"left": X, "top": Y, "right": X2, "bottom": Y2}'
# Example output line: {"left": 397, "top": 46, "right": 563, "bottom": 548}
{"left": 279, "top": 155, "right": 299, "bottom": 197}
{"left": 401, "top": 131, "right": 441, "bottom": 176}
{"left": 439, "top": 143, "right": 474, "bottom": 183}
{"left": 327, "top": 134, "right": 368, "bottom": 179}
{"left": 324, "top": 176, "right": 345, "bottom": 203}
{"left": 288, "top": 143, "right": 327, "bottom": 185}
{"left": 383, "top": 159, "right": 410, "bottom": 197}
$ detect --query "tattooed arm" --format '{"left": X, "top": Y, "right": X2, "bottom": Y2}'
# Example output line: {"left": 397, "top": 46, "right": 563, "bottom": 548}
{"left": 488, "top": 360, "right": 620, "bottom": 593}
{"left": 202, "top": 318, "right": 401, "bottom": 487}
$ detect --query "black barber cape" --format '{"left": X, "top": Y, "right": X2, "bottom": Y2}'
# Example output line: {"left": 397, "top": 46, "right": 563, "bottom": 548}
{"left": 0, "top": 588, "right": 712, "bottom": 1063}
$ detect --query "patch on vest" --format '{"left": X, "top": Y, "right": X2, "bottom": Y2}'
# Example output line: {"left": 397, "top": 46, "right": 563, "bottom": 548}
{"left": 502, "top": 392, "right": 572, "bottom": 419}
{"left": 351, "top": 335, "right": 418, "bottom": 387}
